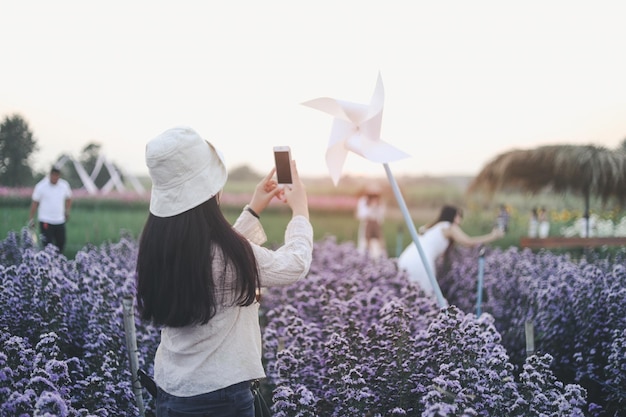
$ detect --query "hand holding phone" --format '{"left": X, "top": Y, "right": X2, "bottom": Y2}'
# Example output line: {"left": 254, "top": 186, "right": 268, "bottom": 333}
{"left": 273, "top": 146, "right": 293, "bottom": 184}
{"left": 248, "top": 150, "right": 309, "bottom": 219}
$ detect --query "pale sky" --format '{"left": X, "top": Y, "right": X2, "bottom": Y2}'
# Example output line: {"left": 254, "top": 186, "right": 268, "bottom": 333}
{"left": 2, "top": 1, "right": 626, "bottom": 181}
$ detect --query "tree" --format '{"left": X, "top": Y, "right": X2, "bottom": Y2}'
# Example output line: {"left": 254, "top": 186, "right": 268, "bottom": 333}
{"left": 0, "top": 114, "right": 38, "bottom": 187}
{"left": 228, "top": 164, "right": 262, "bottom": 181}
{"left": 468, "top": 144, "right": 626, "bottom": 237}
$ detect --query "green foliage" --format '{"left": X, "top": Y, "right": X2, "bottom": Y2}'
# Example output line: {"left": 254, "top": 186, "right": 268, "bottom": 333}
{"left": 0, "top": 114, "right": 38, "bottom": 187}
{"left": 228, "top": 164, "right": 263, "bottom": 181}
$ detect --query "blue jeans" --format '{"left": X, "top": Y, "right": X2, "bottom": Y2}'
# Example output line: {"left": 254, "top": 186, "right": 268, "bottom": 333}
{"left": 156, "top": 381, "right": 254, "bottom": 417}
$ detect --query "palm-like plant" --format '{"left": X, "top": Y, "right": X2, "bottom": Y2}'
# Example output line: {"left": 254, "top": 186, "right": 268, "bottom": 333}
{"left": 467, "top": 144, "right": 626, "bottom": 236}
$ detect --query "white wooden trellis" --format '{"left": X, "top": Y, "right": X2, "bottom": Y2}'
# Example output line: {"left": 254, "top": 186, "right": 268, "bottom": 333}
{"left": 55, "top": 154, "right": 145, "bottom": 196}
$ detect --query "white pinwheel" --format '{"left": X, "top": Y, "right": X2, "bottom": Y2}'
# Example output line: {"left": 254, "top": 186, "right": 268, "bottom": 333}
{"left": 303, "top": 74, "right": 448, "bottom": 309}
{"left": 302, "top": 73, "right": 409, "bottom": 185}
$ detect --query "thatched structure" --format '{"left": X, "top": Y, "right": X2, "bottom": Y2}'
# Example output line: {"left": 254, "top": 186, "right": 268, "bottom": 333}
{"left": 467, "top": 145, "right": 626, "bottom": 234}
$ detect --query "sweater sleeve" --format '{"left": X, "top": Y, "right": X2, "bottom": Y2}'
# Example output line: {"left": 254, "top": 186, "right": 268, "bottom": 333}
{"left": 232, "top": 208, "right": 267, "bottom": 245}
{"left": 252, "top": 215, "right": 314, "bottom": 287}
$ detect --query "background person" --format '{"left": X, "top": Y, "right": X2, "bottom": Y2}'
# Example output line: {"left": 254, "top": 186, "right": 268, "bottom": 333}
{"left": 496, "top": 203, "right": 510, "bottom": 232}
{"left": 28, "top": 166, "right": 72, "bottom": 254}
{"left": 538, "top": 206, "right": 550, "bottom": 238}
{"left": 135, "top": 126, "right": 313, "bottom": 417}
{"left": 528, "top": 207, "right": 539, "bottom": 237}
{"left": 355, "top": 192, "right": 369, "bottom": 253}
{"left": 397, "top": 205, "right": 504, "bottom": 298}
{"left": 355, "top": 185, "right": 386, "bottom": 258}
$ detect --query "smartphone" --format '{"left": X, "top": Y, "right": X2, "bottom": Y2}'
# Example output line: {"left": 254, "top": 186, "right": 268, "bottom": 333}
{"left": 273, "top": 146, "right": 293, "bottom": 184}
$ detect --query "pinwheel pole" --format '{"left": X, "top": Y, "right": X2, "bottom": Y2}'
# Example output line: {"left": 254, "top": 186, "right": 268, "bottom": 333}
{"left": 122, "top": 296, "right": 145, "bottom": 417}
{"left": 384, "top": 163, "right": 447, "bottom": 308}
{"left": 476, "top": 246, "right": 486, "bottom": 317}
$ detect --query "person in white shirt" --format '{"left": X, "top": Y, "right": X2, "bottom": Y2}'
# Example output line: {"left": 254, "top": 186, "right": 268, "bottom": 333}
{"left": 135, "top": 127, "right": 313, "bottom": 417}
{"left": 28, "top": 166, "right": 73, "bottom": 254}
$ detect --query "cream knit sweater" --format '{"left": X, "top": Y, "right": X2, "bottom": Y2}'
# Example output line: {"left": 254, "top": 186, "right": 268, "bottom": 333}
{"left": 154, "top": 209, "right": 313, "bottom": 397}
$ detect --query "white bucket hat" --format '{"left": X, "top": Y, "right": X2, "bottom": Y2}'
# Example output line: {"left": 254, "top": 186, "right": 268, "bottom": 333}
{"left": 146, "top": 126, "right": 228, "bottom": 217}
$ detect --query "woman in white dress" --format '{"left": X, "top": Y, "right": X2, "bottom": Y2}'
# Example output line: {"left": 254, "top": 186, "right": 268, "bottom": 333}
{"left": 538, "top": 206, "right": 550, "bottom": 238}
{"left": 528, "top": 207, "right": 539, "bottom": 238}
{"left": 397, "top": 205, "right": 504, "bottom": 297}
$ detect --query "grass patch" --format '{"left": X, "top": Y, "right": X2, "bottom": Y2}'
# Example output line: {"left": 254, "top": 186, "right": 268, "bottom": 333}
{"left": 4, "top": 175, "right": 626, "bottom": 259}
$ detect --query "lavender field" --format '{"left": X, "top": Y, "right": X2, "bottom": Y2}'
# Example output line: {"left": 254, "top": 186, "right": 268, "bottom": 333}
{"left": 1, "top": 229, "right": 625, "bottom": 416}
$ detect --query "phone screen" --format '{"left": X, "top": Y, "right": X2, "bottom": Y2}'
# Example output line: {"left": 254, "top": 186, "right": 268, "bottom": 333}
{"left": 274, "top": 149, "right": 292, "bottom": 184}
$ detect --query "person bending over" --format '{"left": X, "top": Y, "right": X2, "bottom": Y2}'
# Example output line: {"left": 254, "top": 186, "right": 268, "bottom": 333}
{"left": 397, "top": 205, "right": 503, "bottom": 298}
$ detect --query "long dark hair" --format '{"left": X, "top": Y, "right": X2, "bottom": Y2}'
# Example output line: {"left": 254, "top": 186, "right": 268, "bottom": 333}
{"left": 425, "top": 205, "right": 460, "bottom": 230}
{"left": 135, "top": 197, "right": 259, "bottom": 327}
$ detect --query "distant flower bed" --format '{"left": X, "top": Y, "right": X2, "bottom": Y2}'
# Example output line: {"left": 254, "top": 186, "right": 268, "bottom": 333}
{"left": 0, "top": 186, "right": 149, "bottom": 202}
{"left": 221, "top": 193, "right": 358, "bottom": 212}
{"left": 0, "top": 187, "right": 357, "bottom": 212}
{"left": 1, "top": 231, "right": 624, "bottom": 415}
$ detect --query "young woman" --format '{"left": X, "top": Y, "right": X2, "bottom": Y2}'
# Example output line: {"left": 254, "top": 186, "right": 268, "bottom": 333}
{"left": 397, "top": 205, "right": 504, "bottom": 298}
{"left": 136, "top": 126, "right": 313, "bottom": 417}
